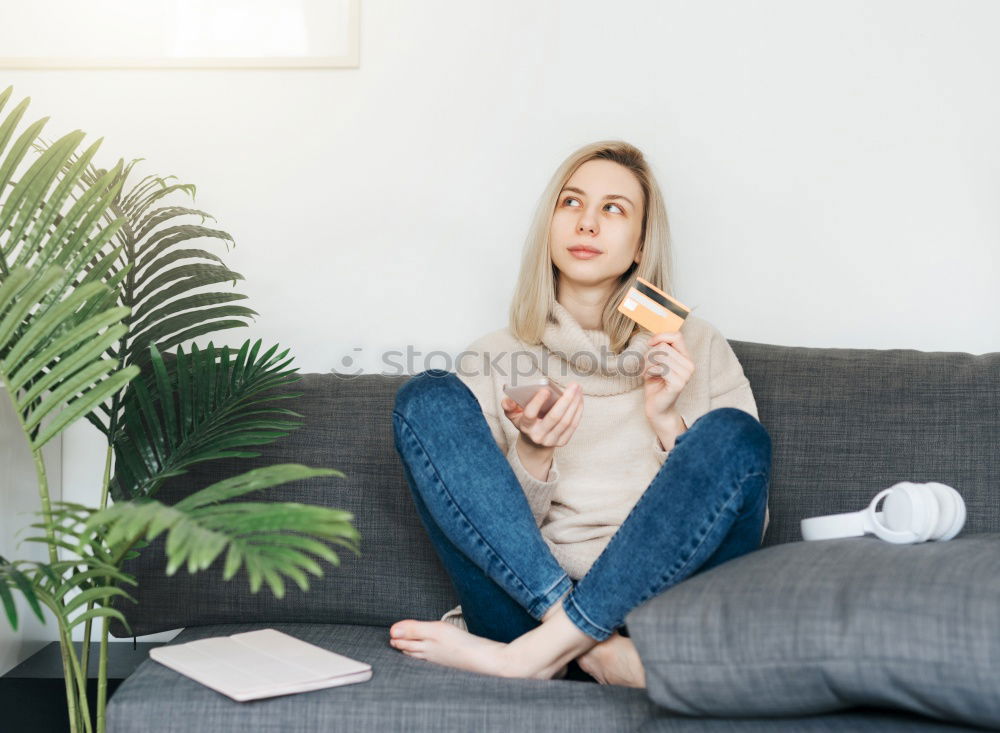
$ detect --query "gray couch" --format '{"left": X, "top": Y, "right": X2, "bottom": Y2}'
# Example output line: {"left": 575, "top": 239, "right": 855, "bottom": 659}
{"left": 105, "top": 339, "right": 1000, "bottom": 732}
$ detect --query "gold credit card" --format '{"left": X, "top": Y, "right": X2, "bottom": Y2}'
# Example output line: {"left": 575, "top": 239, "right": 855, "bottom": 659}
{"left": 617, "top": 277, "right": 691, "bottom": 334}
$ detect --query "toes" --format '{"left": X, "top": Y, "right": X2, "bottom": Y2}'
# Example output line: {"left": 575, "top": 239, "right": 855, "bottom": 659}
{"left": 390, "top": 638, "right": 424, "bottom": 652}
{"left": 392, "top": 620, "right": 447, "bottom": 639}
{"left": 390, "top": 620, "right": 420, "bottom": 639}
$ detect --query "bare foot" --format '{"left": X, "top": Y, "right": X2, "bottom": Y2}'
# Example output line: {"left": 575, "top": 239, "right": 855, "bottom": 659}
{"left": 389, "top": 602, "right": 593, "bottom": 682}
{"left": 575, "top": 631, "right": 646, "bottom": 688}
{"left": 389, "top": 620, "right": 513, "bottom": 678}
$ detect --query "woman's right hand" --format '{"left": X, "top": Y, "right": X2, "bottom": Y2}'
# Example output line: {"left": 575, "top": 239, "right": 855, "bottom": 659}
{"left": 501, "top": 382, "right": 584, "bottom": 451}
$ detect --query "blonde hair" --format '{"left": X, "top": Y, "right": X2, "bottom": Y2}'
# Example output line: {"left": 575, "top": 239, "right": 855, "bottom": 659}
{"left": 508, "top": 140, "right": 676, "bottom": 354}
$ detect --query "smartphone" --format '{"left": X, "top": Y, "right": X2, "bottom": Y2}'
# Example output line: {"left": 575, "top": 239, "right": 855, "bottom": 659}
{"left": 502, "top": 378, "right": 565, "bottom": 418}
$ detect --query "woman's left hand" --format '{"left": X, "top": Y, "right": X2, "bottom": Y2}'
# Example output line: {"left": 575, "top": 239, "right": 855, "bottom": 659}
{"left": 642, "top": 331, "right": 694, "bottom": 428}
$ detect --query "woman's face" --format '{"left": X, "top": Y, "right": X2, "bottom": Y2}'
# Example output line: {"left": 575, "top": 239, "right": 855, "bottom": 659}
{"left": 549, "top": 159, "right": 645, "bottom": 292}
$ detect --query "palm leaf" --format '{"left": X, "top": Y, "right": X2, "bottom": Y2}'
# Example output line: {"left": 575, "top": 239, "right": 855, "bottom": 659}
{"left": 1, "top": 91, "right": 134, "bottom": 454}
{"left": 9, "top": 113, "right": 256, "bottom": 455}
{"left": 6, "top": 501, "right": 140, "bottom": 635}
{"left": 0, "top": 89, "right": 127, "bottom": 296}
{"left": 0, "top": 557, "right": 46, "bottom": 629}
{"left": 0, "top": 553, "right": 132, "bottom": 635}
{"left": 0, "top": 264, "right": 139, "bottom": 449}
{"left": 28, "top": 138, "right": 257, "bottom": 442}
{"left": 30, "top": 500, "right": 129, "bottom": 567}
{"left": 110, "top": 338, "right": 309, "bottom": 501}
{"left": 87, "top": 464, "right": 358, "bottom": 599}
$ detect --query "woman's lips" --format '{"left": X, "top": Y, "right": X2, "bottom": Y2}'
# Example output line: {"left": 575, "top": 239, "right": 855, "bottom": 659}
{"left": 568, "top": 247, "right": 601, "bottom": 259}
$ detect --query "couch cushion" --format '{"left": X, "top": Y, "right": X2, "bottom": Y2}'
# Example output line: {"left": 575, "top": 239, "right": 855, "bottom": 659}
{"left": 728, "top": 341, "right": 1000, "bottom": 549}
{"left": 106, "top": 624, "right": 976, "bottom": 733}
{"left": 112, "top": 374, "right": 463, "bottom": 636}
{"left": 626, "top": 532, "right": 1000, "bottom": 730}
{"left": 106, "top": 622, "right": 657, "bottom": 733}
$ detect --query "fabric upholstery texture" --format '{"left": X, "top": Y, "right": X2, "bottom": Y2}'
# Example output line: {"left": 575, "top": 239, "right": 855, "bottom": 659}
{"left": 110, "top": 373, "right": 459, "bottom": 637}
{"left": 106, "top": 622, "right": 656, "bottom": 733}
{"left": 626, "top": 533, "right": 1000, "bottom": 729}
{"left": 105, "top": 341, "right": 999, "bottom": 731}
{"left": 105, "top": 623, "right": 982, "bottom": 733}
{"left": 732, "top": 341, "right": 1000, "bottom": 548}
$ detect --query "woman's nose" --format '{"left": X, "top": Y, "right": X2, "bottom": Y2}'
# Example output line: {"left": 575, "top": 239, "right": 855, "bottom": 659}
{"left": 577, "top": 215, "right": 597, "bottom": 234}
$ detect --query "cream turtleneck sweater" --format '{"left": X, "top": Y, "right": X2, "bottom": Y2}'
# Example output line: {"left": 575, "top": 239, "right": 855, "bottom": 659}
{"left": 439, "top": 301, "right": 768, "bottom": 631}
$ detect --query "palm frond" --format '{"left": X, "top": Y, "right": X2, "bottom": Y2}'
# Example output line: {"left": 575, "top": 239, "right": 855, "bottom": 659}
{"left": 64, "top": 157, "right": 253, "bottom": 373}
{"left": 8, "top": 500, "right": 140, "bottom": 635}
{"left": 110, "top": 338, "right": 308, "bottom": 501}
{"left": 29, "top": 133, "right": 257, "bottom": 442}
{"left": 25, "top": 500, "right": 132, "bottom": 568}
{"left": 0, "top": 264, "right": 139, "bottom": 449}
{"left": 88, "top": 464, "right": 357, "bottom": 598}
{"left": 0, "top": 556, "right": 46, "bottom": 629}
{"left": 1, "top": 90, "right": 127, "bottom": 296}
{"left": 0, "top": 551, "right": 135, "bottom": 635}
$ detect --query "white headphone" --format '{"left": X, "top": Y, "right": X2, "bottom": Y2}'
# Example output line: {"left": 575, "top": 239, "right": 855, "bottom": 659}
{"left": 800, "top": 481, "right": 967, "bottom": 544}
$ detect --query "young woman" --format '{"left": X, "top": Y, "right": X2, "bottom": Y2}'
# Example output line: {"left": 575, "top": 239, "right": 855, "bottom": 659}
{"left": 389, "top": 140, "right": 771, "bottom": 686}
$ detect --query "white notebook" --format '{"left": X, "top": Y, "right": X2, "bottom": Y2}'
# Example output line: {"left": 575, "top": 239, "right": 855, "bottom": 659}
{"left": 149, "top": 628, "right": 373, "bottom": 702}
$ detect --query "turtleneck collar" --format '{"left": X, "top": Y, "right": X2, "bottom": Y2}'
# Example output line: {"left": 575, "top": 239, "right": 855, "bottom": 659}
{"left": 538, "top": 300, "right": 653, "bottom": 396}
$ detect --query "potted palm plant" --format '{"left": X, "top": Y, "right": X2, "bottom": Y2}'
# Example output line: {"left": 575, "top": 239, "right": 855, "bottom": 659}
{"left": 0, "top": 85, "right": 361, "bottom": 733}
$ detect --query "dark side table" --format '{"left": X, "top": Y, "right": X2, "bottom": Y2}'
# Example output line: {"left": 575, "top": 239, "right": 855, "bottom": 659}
{"left": 0, "top": 641, "right": 163, "bottom": 733}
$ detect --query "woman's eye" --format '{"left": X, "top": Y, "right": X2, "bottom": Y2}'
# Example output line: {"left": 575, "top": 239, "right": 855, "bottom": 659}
{"left": 562, "top": 197, "right": 624, "bottom": 214}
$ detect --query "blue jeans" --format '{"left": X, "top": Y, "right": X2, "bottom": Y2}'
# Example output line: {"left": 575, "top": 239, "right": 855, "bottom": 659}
{"left": 391, "top": 369, "right": 771, "bottom": 645}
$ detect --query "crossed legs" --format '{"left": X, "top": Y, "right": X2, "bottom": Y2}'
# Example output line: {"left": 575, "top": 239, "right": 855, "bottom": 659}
{"left": 389, "top": 370, "right": 771, "bottom": 684}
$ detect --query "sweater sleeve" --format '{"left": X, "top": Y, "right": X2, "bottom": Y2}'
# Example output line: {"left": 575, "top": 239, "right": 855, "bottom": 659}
{"left": 506, "top": 441, "right": 560, "bottom": 527}
{"left": 651, "top": 412, "right": 688, "bottom": 464}
{"left": 456, "top": 338, "right": 560, "bottom": 528}
{"left": 707, "top": 329, "right": 758, "bottom": 420}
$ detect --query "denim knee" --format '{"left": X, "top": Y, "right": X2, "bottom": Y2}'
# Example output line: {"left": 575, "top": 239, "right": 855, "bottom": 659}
{"left": 696, "top": 407, "right": 772, "bottom": 475}
{"left": 393, "top": 369, "right": 473, "bottom": 420}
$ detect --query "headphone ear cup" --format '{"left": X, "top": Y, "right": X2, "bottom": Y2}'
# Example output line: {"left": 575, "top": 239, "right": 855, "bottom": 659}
{"left": 924, "top": 483, "right": 955, "bottom": 540}
{"left": 925, "top": 482, "right": 966, "bottom": 540}
{"left": 883, "top": 483, "right": 938, "bottom": 543}
{"left": 913, "top": 484, "right": 940, "bottom": 542}
{"left": 873, "top": 483, "right": 918, "bottom": 543}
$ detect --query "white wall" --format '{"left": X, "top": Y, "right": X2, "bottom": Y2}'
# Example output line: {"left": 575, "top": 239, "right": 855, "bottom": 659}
{"left": 1, "top": 0, "right": 998, "bottom": 662}
{"left": 0, "top": 390, "right": 62, "bottom": 674}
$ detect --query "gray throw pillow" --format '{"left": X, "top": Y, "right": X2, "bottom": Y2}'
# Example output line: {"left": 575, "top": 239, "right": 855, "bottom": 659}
{"left": 625, "top": 533, "right": 1000, "bottom": 730}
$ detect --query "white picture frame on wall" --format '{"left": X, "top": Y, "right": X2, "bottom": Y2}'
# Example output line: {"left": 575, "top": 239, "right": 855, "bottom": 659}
{"left": 0, "top": 0, "right": 360, "bottom": 69}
